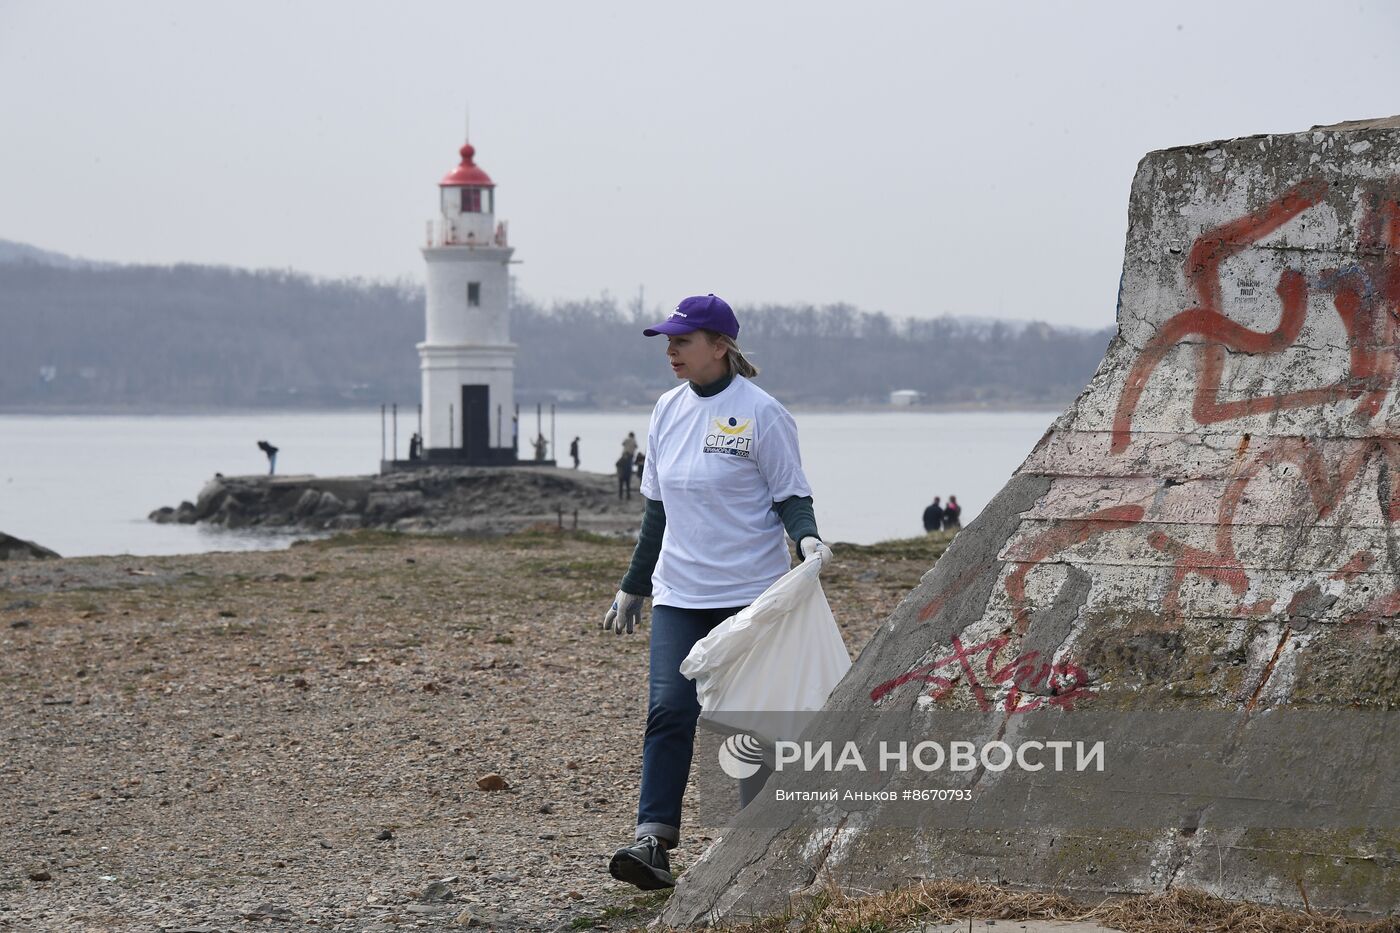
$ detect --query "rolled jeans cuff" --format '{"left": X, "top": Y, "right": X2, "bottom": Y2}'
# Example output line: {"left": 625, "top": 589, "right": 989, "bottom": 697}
{"left": 635, "top": 822, "right": 679, "bottom": 849}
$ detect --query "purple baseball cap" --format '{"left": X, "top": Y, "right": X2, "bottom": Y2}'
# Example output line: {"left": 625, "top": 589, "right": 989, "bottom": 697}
{"left": 642, "top": 294, "right": 739, "bottom": 339}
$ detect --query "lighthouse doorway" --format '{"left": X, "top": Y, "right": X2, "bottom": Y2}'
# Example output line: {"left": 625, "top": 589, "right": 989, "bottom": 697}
{"left": 461, "top": 385, "right": 490, "bottom": 462}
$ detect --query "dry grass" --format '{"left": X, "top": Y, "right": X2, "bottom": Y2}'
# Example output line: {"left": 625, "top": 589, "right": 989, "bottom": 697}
{"left": 684, "top": 879, "right": 1400, "bottom": 933}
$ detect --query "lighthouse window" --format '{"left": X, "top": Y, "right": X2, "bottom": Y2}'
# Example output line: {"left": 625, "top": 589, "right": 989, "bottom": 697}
{"left": 460, "top": 188, "right": 482, "bottom": 213}
{"left": 468, "top": 282, "right": 481, "bottom": 306}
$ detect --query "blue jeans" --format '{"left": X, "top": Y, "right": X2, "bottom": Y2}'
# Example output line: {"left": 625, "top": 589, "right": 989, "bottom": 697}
{"left": 636, "top": 603, "right": 772, "bottom": 847}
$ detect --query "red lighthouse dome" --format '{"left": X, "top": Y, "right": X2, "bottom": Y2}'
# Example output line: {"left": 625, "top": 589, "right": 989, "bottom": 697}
{"left": 439, "top": 141, "right": 496, "bottom": 188}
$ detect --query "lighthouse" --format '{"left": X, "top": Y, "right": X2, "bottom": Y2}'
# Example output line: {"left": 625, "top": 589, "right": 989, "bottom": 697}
{"left": 418, "top": 138, "right": 520, "bottom": 464}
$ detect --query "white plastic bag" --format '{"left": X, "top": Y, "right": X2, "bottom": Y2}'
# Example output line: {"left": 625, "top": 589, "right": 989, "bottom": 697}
{"left": 680, "top": 555, "right": 851, "bottom": 744}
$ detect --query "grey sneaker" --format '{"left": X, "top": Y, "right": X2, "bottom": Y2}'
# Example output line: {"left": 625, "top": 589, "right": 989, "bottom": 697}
{"left": 608, "top": 835, "right": 674, "bottom": 890}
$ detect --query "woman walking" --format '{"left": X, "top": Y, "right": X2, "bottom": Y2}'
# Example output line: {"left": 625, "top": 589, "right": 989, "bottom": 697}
{"left": 601, "top": 294, "right": 831, "bottom": 890}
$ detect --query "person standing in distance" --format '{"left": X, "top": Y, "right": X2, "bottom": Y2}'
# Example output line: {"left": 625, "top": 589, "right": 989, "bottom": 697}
{"left": 601, "top": 294, "right": 832, "bottom": 890}
{"left": 616, "top": 451, "right": 634, "bottom": 500}
{"left": 944, "top": 495, "right": 962, "bottom": 529}
{"left": 922, "top": 495, "right": 944, "bottom": 533}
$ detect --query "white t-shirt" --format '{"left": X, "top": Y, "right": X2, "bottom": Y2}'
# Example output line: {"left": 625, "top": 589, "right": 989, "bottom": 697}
{"left": 640, "top": 376, "right": 812, "bottom": 608}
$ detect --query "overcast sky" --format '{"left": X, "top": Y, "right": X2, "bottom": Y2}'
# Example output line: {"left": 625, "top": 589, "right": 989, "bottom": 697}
{"left": 2, "top": 1, "right": 1396, "bottom": 328}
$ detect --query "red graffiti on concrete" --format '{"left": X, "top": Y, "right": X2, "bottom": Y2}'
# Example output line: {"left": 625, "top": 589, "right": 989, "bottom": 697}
{"left": 916, "top": 561, "right": 989, "bottom": 624}
{"left": 1111, "top": 180, "right": 1400, "bottom": 454}
{"left": 1149, "top": 436, "right": 1400, "bottom": 617}
{"left": 876, "top": 505, "right": 1143, "bottom": 709}
{"left": 1108, "top": 180, "right": 1400, "bottom": 624}
{"left": 1003, "top": 505, "right": 1146, "bottom": 635}
{"left": 869, "top": 633, "right": 1091, "bottom": 713}
{"left": 1332, "top": 551, "right": 1376, "bottom": 581}
{"left": 1349, "top": 590, "right": 1400, "bottom": 627}
{"left": 881, "top": 180, "right": 1400, "bottom": 712}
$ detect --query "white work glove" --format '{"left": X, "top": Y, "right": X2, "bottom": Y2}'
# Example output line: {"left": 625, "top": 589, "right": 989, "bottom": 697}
{"left": 799, "top": 536, "right": 833, "bottom": 569}
{"left": 602, "top": 590, "right": 644, "bottom": 635}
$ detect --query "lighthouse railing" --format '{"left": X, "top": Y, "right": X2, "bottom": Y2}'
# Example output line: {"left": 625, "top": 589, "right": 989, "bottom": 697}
{"left": 424, "top": 218, "right": 509, "bottom": 249}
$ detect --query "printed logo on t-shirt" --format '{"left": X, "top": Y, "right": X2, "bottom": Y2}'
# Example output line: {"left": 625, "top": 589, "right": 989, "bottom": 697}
{"left": 704, "top": 417, "right": 754, "bottom": 457}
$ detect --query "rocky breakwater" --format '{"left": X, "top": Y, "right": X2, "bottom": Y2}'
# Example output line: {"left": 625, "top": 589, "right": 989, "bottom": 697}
{"left": 149, "top": 467, "right": 643, "bottom": 536}
{"left": 0, "top": 532, "right": 59, "bottom": 561}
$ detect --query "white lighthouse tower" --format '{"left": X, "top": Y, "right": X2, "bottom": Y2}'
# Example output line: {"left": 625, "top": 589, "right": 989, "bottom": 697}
{"left": 418, "top": 138, "right": 518, "bottom": 464}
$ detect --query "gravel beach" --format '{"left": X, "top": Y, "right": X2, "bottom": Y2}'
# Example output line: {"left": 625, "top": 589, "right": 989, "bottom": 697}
{"left": 0, "top": 529, "right": 950, "bottom": 932}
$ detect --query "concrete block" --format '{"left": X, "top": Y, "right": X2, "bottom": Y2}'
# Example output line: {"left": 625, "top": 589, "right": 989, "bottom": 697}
{"left": 661, "top": 117, "right": 1400, "bottom": 926}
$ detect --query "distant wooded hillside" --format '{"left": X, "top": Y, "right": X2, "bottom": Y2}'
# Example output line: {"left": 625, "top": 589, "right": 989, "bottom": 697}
{"left": 0, "top": 259, "right": 1111, "bottom": 409}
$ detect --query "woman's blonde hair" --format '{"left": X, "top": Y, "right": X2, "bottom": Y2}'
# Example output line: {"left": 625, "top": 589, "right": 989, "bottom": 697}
{"left": 704, "top": 330, "right": 760, "bottom": 379}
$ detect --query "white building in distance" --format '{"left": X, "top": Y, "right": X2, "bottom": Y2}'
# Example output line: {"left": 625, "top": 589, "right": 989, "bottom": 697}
{"left": 418, "top": 138, "right": 520, "bottom": 464}
{"left": 889, "top": 389, "right": 922, "bottom": 407}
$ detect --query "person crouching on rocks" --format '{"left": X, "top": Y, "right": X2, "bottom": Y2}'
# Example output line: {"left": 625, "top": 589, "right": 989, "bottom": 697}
{"left": 257, "top": 440, "right": 279, "bottom": 475}
{"left": 600, "top": 293, "right": 832, "bottom": 890}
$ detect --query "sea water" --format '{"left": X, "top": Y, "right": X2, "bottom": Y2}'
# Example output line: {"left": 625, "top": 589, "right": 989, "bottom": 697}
{"left": 0, "top": 409, "right": 1055, "bottom": 557}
